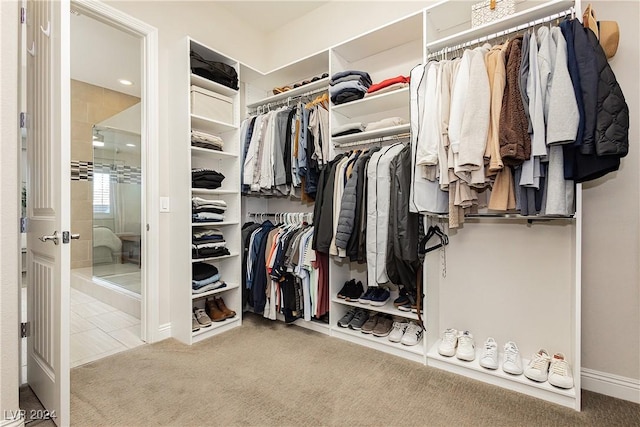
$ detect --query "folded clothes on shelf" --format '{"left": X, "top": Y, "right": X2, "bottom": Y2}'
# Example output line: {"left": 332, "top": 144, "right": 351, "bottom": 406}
{"left": 191, "top": 130, "right": 224, "bottom": 151}
{"left": 192, "top": 197, "right": 227, "bottom": 208}
{"left": 192, "top": 273, "right": 221, "bottom": 289}
{"left": 365, "top": 116, "right": 407, "bottom": 132}
{"left": 364, "top": 82, "right": 409, "bottom": 97}
{"left": 192, "top": 262, "right": 219, "bottom": 281}
{"left": 193, "top": 228, "right": 224, "bottom": 243}
{"left": 192, "top": 241, "right": 230, "bottom": 259}
{"left": 192, "top": 168, "right": 225, "bottom": 189}
{"left": 192, "top": 280, "right": 227, "bottom": 294}
{"left": 366, "top": 75, "right": 410, "bottom": 94}
{"left": 192, "top": 212, "right": 225, "bottom": 222}
{"left": 331, "top": 122, "right": 366, "bottom": 137}
{"left": 330, "top": 70, "right": 372, "bottom": 105}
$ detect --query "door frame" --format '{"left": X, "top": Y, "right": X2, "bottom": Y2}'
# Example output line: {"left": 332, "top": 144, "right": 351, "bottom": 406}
{"left": 71, "top": 0, "right": 159, "bottom": 343}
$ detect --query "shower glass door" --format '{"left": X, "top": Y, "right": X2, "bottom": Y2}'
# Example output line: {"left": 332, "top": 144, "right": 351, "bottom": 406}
{"left": 92, "top": 124, "right": 142, "bottom": 295}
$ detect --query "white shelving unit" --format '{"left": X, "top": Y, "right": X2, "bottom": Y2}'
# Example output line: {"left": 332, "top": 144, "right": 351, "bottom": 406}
{"left": 170, "top": 37, "right": 243, "bottom": 345}
{"left": 327, "top": 12, "right": 426, "bottom": 363}
{"left": 421, "top": 0, "right": 582, "bottom": 411}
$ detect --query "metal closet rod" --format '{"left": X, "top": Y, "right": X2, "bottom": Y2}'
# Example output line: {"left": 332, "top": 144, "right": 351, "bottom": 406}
{"left": 334, "top": 133, "right": 411, "bottom": 149}
{"left": 427, "top": 7, "right": 575, "bottom": 59}
{"left": 249, "top": 86, "right": 328, "bottom": 115}
{"left": 248, "top": 211, "right": 313, "bottom": 221}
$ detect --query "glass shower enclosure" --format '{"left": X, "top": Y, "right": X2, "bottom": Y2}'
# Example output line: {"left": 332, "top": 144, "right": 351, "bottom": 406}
{"left": 92, "top": 125, "right": 142, "bottom": 295}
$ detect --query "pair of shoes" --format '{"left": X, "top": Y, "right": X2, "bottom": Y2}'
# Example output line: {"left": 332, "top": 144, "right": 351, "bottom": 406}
{"left": 524, "top": 349, "right": 574, "bottom": 389}
{"left": 479, "top": 338, "right": 523, "bottom": 375}
{"left": 438, "top": 329, "right": 475, "bottom": 361}
{"left": 337, "top": 308, "right": 369, "bottom": 330}
{"left": 393, "top": 287, "right": 409, "bottom": 307}
{"left": 205, "top": 296, "right": 235, "bottom": 322}
{"left": 397, "top": 290, "right": 423, "bottom": 313}
{"left": 337, "top": 279, "right": 364, "bottom": 301}
{"left": 272, "top": 86, "right": 291, "bottom": 95}
{"left": 193, "top": 307, "right": 212, "bottom": 329}
{"left": 359, "top": 287, "right": 390, "bottom": 306}
{"left": 389, "top": 320, "right": 424, "bottom": 346}
{"left": 359, "top": 314, "right": 393, "bottom": 336}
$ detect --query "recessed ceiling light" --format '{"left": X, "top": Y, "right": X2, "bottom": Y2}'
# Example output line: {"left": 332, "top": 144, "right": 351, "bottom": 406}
{"left": 118, "top": 79, "right": 133, "bottom": 86}
{"left": 126, "top": 144, "right": 136, "bottom": 147}
{"left": 92, "top": 141, "right": 104, "bottom": 147}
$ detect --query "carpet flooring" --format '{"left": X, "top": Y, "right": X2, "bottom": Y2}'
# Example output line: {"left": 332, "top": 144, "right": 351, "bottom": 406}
{"left": 70, "top": 313, "right": 640, "bottom": 426}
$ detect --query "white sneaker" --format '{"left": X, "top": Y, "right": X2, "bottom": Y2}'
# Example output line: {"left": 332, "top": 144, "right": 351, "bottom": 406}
{"left": 479, "top": 337, "right": 498, "bottom": 370}
{"left": 456, "top": 331, "right": 475, "bottom": 361}
{"left": 548, "top": 353, "right": 574, "bottom": 389}
{"left": 388, "top": 321, "right": 409, "bottom": 343}
{"left": 438, "top": 328, "right": 458, "bottom": 357}
{"left": 524, "top": 348, "right": 551, "bottom": 382}
{"left": 502, "top": 341, "right": 523, "bottom": 375}
{"left": 400, "top": 322, "right": 423, "bottom": 346}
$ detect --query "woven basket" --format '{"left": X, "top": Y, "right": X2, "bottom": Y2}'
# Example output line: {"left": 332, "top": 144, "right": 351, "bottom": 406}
{"left": 471, "top": 0, "right": 515, "bottom": 27}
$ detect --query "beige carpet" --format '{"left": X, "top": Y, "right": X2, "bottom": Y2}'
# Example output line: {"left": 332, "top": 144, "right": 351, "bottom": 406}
{"left": 71, "top": 313, "right": 640, "bottom": 426}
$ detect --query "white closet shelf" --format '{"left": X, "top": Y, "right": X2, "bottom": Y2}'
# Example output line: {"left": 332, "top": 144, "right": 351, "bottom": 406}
{"left": 191, "top": 221, "right": 239, "bottom": 227}
{"left": 426, "top": 0, "right": 574, "bottom": 52}
{"left": 191, "top": 188, "right": 238, "bottom": 195}
{"left": 190, "top": 73, "right": 239, "bottom": 97}
{"left": 192, "top": 253, "right": 240, "bottom": 263}
{"left": 332, "top": 326, "right": 425, "bottom": 363}
{"left": 246, "top": 77, "right": 330, "bottom": 110}
{"left": 427, "top": 341, "right": 577, "bottom": 409}
{"left": 191, "top": 114, "right": 237, "bottom": 134}
{"left": 192, "top": 317, "right": 241, "bottom": 342}
{"left": 331, "top": 297, "right": 422, "bottom": 321}
{"left": 332, "top": 12, "right": 423, "bottom": 62}
{"left": 192, "top": 282, "right": 240, "bottom": 300}
{"left": 332, "top": 124, "right": 410, "bottom": 144}
{"left": 332, "top": 87, "right": 410, "bottom": 119}
{"left": 190, "top": 146, "right": 238, "bottom": 158}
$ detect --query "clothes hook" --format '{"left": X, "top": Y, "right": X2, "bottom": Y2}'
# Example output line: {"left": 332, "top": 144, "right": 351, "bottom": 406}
{"left": 40, "top": 21, "right": 50, "bottom": 37}
{"left": 27, "top": 42, "right": 35, "bottom": 56}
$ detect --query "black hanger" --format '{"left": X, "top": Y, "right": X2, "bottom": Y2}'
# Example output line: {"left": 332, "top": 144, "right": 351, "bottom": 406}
{"left": 419, "top": 225, "right": 449, "bottom": 254}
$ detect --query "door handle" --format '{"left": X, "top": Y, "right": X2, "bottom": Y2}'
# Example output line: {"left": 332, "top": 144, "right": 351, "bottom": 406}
{"left": 71, "top": 233, "right": 80, "bottom": 239}
{"left": 38, "top": 231, "right": 59, "bottom": 245}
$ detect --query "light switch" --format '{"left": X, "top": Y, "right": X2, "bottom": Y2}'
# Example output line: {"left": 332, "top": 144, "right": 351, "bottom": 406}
{"left": 160, "top": 197, "right": 170, "bottom": 212}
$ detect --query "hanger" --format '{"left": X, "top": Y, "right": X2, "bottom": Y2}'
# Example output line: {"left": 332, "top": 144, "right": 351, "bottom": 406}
{"left": 419, "top": 224, "right": 449, "bottom": 254}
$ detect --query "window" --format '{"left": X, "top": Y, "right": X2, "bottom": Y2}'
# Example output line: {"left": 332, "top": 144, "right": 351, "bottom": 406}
{"left": 93, "top": 172, "right": 111, "bottom": 214}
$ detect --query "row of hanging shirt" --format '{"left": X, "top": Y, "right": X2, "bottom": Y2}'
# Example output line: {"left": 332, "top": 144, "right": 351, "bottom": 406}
{"left": 410, "top": 17, "right": 628, "bottom": 228}
{"left": 240, "top": 93, "right": 333, "bottom": 201}
{"left": 311, "top": 141, "right": 420, "bottom": 290}
{"left": 243, "top": 218, "right": 329, "bottom": 323}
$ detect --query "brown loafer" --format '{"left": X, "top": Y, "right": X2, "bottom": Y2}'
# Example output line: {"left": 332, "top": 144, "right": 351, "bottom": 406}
{"left": 206, "top": 298, "right": 227, "bottom": 322}
{"left": 214, "top": 296, "right": 236, "bottom": 319}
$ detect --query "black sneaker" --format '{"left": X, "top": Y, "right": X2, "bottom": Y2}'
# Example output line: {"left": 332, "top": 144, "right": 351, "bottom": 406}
{"left": 337, "top": 307, "right": 357, "bottom": 327}
{"left": 394, "top": 286, "right": 409, "bottom": 307}
{"left": 337, "top": 279, "right": 356, "bottom": 299}
{"left": 348, "top": 309, "right": 369, "bottom": 330}
{"left": 398, "top": 291, "right": 416, "bottom": 312}
{"left": 345, "top": 281, "right": 364, "bottom": 302}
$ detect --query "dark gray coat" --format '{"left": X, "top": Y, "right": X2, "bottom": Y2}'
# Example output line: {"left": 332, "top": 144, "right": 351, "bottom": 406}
{"left": 335, "top": 152, "right": 365, "bottom": 250}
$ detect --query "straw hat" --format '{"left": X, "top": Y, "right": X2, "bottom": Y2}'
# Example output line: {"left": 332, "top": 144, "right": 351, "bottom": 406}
{"left": 583, "top": 3, "right": 619, "bottom": 59}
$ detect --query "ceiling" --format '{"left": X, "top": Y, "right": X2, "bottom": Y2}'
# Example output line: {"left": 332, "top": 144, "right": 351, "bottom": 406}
{"left": 217, "top": 1, "right": 329, "bottom": 33}
{"left": 70, "top": 10, "right": 141, "bottom": 97}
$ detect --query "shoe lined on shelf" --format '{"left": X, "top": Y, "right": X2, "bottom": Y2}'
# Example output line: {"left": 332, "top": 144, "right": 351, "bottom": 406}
{"left": 348, "top": 309, "right": 369, "bottom": 330}
{"left": 206, "top": 298, "right": 227, "bottom": 322}
{"left": 393, "top": 287, "right": 409, "bottom": 307}
{"left": 397, "top": 291, "right": 416, "bottom": 312}
{"left": 360, "top": 313, "right": 379, "bottom": 334}
{"left": 388, "top": 320, "right": 409, "bottom": 342}
{"left": 215, "top": 296, "right": 235, "bottom": 319}
{"left": 337, "top": 279, "right": 356, "bottom": 299}
{"left": 372, "top": 315, "right": 394, "bottom": 337}
{"left": 438, "top": 328, "right": 458, "bottom": 357}
{"left": 456, "top": 331, "right": 475, "bottom": 361}
{"left": 502, "top": 341, "right": 523, "bottom": 375}
{"left": 369, "top": 287, "right": 390, "bottom": 306}
{"left": 479, "top": 337, "right": 498, "bottom": 370}
{"left": 192, "top": 313, "right": 201, "bottom": 332}
{"left": 337, "top": 308, "right": 357, "bottom": 328}
{"left": 194, "top": 308, "right": 212, "bottom": 327}
{"left": 548, "top": 353, "right": 574, "bottom": 389}
{"left": 524, "top": 348, "right": 551, "bottom": 382}
{"left": 358, "top": 287, "right": 376, "bottom": 304}
{"left": 345, "top": 281, "right": 364, "bottom": 302}
{"left": 400, "top": 321, "right": 423, "bottom": 346}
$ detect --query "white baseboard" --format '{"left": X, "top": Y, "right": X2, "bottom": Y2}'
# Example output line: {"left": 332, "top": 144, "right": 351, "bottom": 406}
{"left": 156, "top": 322, "right": 172, "bottom": 341}
{"left": 1, "top": 415, "right": 25, "bottom": 427}
{"left": 582, "top": 368, "right": 640, "bottom": 403}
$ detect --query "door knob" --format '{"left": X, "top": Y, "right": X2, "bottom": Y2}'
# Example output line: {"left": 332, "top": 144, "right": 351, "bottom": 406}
{"left": 38, "top": 231, "right": 59, "bottom": 245}
{"left": 71, "top": 233, "right": 80, "bottom": 239}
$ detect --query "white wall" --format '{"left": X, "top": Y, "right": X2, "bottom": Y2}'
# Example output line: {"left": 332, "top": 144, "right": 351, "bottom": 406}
{"left": 581, "top": 1, "right": 640, "bottom": 381}
{"left": 0, "top": 0, "right": 22, "bottom": 423}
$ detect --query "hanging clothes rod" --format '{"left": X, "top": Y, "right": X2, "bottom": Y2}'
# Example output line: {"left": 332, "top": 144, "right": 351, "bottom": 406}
{"left": 333, "top": 133, "right": 411, "bottom": 149}
{"left": 248, "top": 211, "right": 314, "bottom": 222}
{"left": 427, "top": 7, "right": 575, "bottom": 60}
{"left": 249, "top": 86, "right": 329, "bottom": 115}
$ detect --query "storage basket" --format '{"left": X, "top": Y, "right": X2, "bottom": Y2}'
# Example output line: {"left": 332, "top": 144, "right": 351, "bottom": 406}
{"left": 471, "top": 0, "right": 515, "bottom": 27}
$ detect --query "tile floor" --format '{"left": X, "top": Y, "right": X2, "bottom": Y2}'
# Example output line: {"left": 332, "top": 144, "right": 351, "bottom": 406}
{"left": 69, "top": 287, "right": 145, "bottom": 367}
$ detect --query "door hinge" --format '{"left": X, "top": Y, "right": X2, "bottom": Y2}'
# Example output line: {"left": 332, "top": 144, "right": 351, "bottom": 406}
{"left": 20, "top": 218, "right": 27, "bottom": 233}
{"left": 21, "top": 322, "right": 30, "bottom": 338}
{"left": 20, "top": 112, "right": 26, "bottom": 128}
{"left": 146, "top": 224, "right": 150, "bottom": 231}
{"left": 20, "top": 7, "right": 26, "bottom": 24}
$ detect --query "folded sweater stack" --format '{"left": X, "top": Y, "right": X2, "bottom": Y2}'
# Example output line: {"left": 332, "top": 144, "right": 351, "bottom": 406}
{"left": 191, "top": 130, "right": 224, "bottom": 151}
{"left": 192, "top": 197, "right": 227, "bottom": 222}
{"left": 329, "top": 70, "right": 372, "bottom": 105}
{"left": 192, "top": 262, "right": 227, "bottom": 294}
{"left": 365, "top": 75, "right": 410, "bottom": 96}
{"left": 192, "top": 168, "right": 225, "bottom": 189}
